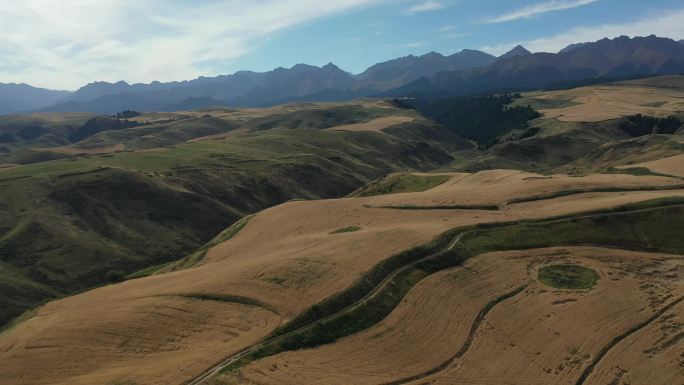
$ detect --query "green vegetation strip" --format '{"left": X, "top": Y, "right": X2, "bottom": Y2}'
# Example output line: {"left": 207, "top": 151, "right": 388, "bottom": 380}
{"left": 126, "top": 262, "right": 174, "bottom": 280}
{"left": 330, "top": 226, "right": 361, "bottom": 234}
{"left": 159, "top": 215, "right": 253, "bottom": 273}
{"left": 539, "top": 265, "right": 599, "bottom": 290}
{"left": 349, "top": 173, "right": 450, "bottom": 197}
{"left": 170, "top": 293, "right": 277, "bottom": 314}
{"left": 506, "top": 184, "right": 684, "bottom": 205}
{"left": 211, "top": 200, "right": 684, "bottom": 376}
{"left": 368, "top": 185, "right": 684, "bottom": 211}
{"left": 372, "top": 204, "right": 499, "bottom": 211}
{"left": 0, "top": 306, "right": 42, "bottom": 336}
{"left": 607, "top": 166, "right": 681, "bottom": 179}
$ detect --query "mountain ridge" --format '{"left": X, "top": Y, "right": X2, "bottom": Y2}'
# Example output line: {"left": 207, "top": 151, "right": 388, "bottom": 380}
{"left": 4, "top": 35, "right": 684, "bottom": 114}
{"left": 389, "top": 35, "right": 684, "bottom": 98}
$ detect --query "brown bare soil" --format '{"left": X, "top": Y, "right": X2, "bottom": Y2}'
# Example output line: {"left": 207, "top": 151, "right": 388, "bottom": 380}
{"left": 1, "top": 170, "right": 684, "bottom": 385}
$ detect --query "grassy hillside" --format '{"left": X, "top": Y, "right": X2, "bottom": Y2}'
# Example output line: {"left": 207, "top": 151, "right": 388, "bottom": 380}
{"left": 0, "top": 118, "right": 461, "bottom": 327}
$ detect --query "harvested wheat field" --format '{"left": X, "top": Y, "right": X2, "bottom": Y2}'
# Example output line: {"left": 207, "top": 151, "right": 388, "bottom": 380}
{"left": 328, "top": 116, "right": 415, "bottom": 132}
{"left": 233, "top": 247, "right": 684, "bottom": 385}
{"left": 617, "top": 153, "right": 684, "bottom": 177}
{"left": 524, "top": 78, "right": 684, "bottom": 122}
{"left": 1, "top": 170, "right": 684, "bottom": 385}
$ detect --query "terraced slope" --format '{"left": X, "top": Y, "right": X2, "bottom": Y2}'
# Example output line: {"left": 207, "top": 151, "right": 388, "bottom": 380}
{"left": 1, "top": 170, "right": 684, "bottom": 385}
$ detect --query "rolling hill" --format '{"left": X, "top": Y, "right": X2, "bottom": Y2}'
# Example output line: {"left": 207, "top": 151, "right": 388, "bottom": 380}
{"left": 0, "top": 100, "right": 469, "bottom": 327}
{"left": 0, "top": 75, "right": 683, "bottom": 385}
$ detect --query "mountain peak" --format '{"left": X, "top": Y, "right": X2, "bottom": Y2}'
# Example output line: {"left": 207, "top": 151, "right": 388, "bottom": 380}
{"left": 322, "top": 62, "right": 342, "bottom": 71}
{"left": 500, "top": 45, "right": 532, "bottom": 59}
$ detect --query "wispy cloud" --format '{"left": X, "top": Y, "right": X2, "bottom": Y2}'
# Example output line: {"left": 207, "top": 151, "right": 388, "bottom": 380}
{"left": 487, "top": 0, "right": 598, "bottom": 23}
{"left": 0, "top": 0, "right": 384, "bottom": 89}
{"left": 481, "top": 8, "right": 684, "bottom": 55}
{"left": 406, "top": 0, "right": 446, "bottom": 14}
{"left": 443, "top": 32, "right": 472, "bottom": 39}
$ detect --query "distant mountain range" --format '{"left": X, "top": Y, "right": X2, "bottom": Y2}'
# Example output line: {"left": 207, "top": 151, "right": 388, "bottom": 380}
{"left": 0, "top": 84, "right": 70, "bottom": 114}
{"left": 397, "top": 35, "right": 684, "bottom": 98}
{"left": 1, "top": 35, "right": 683, "bottom": 114}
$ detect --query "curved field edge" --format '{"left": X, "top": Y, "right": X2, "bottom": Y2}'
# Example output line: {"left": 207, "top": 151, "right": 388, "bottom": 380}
{"left": 347, "top": 173, "right": 451, "bottom": 197}
{"left": 365, "top": 184, "right": 684, "bottom": 211}
{"left": 574, "top": 296, "right": 684, "bottom": 385}
{"left": 156, "top": 215, "right": 253, "bottom": 274}
{"left": 204, "top": 198, "right": 684, "bottom": 379}
{"left": 1, "top": 215, "right": 255, "bottom": 333}
{"left": 0, "top": 305, "right": 43, "bottom": 336}
{"left": 505, "top": 183, "right": 684, "bottom": 205}
{"left": 162, "top": 293, "right": 279, "bottom": 314}
{"left": 381, "top": 285, "right": 530, "bottom": 385}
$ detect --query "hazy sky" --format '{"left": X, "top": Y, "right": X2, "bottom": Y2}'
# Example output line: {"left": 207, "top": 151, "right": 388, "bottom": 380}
{"left": 1, "top": 0, "right": 683, "bottom": 90}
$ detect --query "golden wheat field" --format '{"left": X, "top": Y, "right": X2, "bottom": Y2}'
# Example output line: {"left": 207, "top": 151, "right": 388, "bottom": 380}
{"left": 1, "top": 169, "right": 683, "bottom": 385}
{"left": 525, "top": 76, "right": 684, "bottom": 122}
{"left": 233, "top": 247, "right": 683, "bottom": 385}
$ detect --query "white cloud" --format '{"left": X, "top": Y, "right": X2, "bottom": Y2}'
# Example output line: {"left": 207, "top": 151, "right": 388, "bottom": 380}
{"left": 481, "top": 8, "right": 684, "bottom": 55}
{"left": 487, "top": 0, "right": 598, "bottom": 23}
{"left": 406, "top": 0, "right": 445, "bottom": 14}
{"left": 0, "top": 0, "right": 384, "bottom": 89}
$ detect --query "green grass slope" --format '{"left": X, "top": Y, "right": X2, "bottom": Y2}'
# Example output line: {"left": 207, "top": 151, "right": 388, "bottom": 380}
{"left": 348, "top": 173, "right": 450, "bottom": 197}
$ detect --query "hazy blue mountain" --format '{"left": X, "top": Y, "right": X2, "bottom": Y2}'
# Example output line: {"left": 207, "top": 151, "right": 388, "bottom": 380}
{"left": 44, "top": 63, "right": 357, "bottom": 113}
{"left": 499, "top": 45, "right": 532, "bottom": 59}
{"left": 559, "top": 42, "right": 592, "bottom": 53}
{"left": 356, "top": 49, "right": 496, "bottom": 91}
{"left": 0, "top": 83, "right": 71, "bottom": 114}
{"left": 388, "top": 35, "right": 684, "bottom": 98}
{"left": 6, "top": 36, "right": 684, "bottom": 114}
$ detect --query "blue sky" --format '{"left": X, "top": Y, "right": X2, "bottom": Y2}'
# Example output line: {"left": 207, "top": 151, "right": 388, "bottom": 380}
{"left": 1, "top": 0, "right": 683, "bottom": 89}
